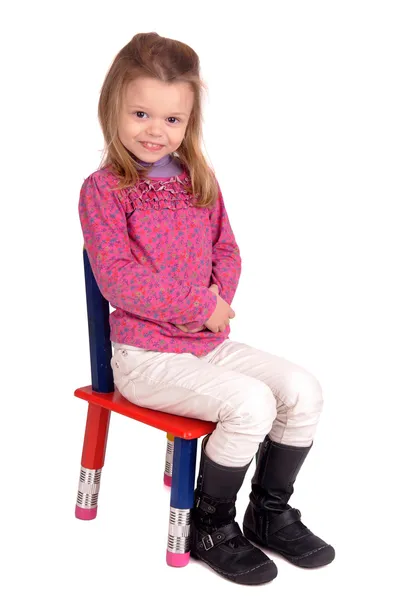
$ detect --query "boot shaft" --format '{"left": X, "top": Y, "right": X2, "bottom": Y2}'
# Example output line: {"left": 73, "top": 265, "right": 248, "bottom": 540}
{"left": 194, "top": 435, "right": 251, "bottom": 530}
{"left": 251, "top": 436, "right": 312, "bottom": 511}
{"left": 196, "top": 435, "right": 251, "bottom": 499}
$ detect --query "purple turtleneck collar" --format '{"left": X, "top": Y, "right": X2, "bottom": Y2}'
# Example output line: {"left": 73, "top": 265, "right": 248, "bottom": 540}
{"left": 136, "top": 153, "right": 183, "bottom": 178}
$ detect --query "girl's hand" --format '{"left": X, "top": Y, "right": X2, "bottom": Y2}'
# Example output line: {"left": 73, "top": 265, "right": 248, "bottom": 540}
{"left": 204, "top": 294, "right": 235, "bottom": 334}
{"left": 175, "top": 284, "right": 220, "bottom": 333}
{"left": 208, "top": 284, "right": 219, "bottom": 296}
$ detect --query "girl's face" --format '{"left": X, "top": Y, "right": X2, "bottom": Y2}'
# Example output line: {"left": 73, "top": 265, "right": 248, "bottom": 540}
{"left": 118, "top": 76, "right": 194, "bottom": 163}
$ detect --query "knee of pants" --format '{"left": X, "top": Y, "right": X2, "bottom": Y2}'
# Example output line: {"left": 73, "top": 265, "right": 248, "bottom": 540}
{"left": 223, "top": 380, "right": 277, "bottom": 437}
{"left": 287, "top": 370, "right": 324, "bottom": 420}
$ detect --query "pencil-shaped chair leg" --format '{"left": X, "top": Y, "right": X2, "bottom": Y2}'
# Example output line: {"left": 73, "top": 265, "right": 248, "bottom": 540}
{"left": 164, "top": 432, "right": 174, "bottom": 487}
{"left": 166, "top": 437, "right": 197, "bottom": 567}
{"left": 75, "top": 403, "right": 111, "bottom": 520}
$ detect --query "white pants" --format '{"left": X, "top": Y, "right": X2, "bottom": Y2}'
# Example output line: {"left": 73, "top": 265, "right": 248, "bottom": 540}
{"left": 111, "top": 338, "right": 324, "bottom": 467}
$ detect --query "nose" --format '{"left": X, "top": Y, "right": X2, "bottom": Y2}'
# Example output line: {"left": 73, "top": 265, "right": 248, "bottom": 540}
{"left": 146, "top": 119, "right": 163, "bottom": 138}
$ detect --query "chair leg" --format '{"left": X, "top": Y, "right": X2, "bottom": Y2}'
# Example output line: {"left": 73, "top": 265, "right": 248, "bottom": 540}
{"left": 166, "top": 437, "right": 197, "bottom": 567}
{"left": 75, "top": 403, "right": 111, "bottom": 520}
{"left": 163, "top": 432, "right": 174, "bottom": 487}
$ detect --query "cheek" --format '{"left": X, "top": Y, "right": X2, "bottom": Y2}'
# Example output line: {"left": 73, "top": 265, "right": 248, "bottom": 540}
{"left": 169, "top": 127, "right": 187, "bottom": 148}
{"left": 119, "top": 119, "right": 141, "bottom": 143}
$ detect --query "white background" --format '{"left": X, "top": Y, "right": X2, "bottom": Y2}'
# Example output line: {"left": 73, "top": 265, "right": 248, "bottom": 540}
{"left": 2, "top": 1, "right": 397, "bottom": 598}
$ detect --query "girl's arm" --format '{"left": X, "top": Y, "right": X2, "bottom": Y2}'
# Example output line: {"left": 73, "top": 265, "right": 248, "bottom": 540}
{"left": 78, "top": 172, "right": 217, "bottom": 325}
{"left": 208, "top": 183, "right": 242, "bottom": 306}
{"left": 176, "top": 186, "right": 241, "bottom": 332}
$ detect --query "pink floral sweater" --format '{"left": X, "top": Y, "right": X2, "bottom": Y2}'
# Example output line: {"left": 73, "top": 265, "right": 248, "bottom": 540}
{"left": 78, "top": 164, "right": 241, "bottom": 357}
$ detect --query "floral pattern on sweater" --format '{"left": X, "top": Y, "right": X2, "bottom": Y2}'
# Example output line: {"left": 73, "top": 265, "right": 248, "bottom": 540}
{"left": 78, "top": 166, "right": 241, "bottom": 357}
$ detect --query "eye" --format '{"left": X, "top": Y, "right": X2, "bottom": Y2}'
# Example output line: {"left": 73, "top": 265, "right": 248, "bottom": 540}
{"left": 167, "top": 117, "right": 180, "bottom": 124}
{"left": 135, "top": 111, "right": 148, "bottom": 119}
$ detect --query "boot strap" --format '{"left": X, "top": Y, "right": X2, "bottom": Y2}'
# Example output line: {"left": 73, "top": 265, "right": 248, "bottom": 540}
{"left": 268, "top": 508, "right": 302, "bottom": 536}
{"left": 196, "top": 522, "right": 242, "bottom": 552}
{"left": 195, "top": 497, "right": 216, "bottom": 513}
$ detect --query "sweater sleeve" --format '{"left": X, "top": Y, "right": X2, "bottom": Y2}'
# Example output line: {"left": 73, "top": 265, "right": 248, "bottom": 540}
{"left": 78, "top": 173, "right": 217, "bottom": 324}
{"left": 180, "top": 183, "right": 241, "bottom": 331}
{"left": 208, "top": 183, "right": 242, "bottom": 306}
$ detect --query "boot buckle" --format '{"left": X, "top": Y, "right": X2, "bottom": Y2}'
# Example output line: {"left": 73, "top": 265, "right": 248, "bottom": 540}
{"left": 202, "top": 534, "right": 214, "bottom": 551}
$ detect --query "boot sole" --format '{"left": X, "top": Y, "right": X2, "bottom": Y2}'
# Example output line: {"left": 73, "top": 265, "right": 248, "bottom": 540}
{"left": 243, "top": 525, "right": 335, "bottom": 568}
{"left": 190, "top": 548, "right": 278, "bottom": 585}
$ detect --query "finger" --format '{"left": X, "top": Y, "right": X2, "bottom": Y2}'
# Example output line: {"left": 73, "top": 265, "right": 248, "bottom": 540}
{"left": 229, "top": 308, "right": 235, "bottom": 318}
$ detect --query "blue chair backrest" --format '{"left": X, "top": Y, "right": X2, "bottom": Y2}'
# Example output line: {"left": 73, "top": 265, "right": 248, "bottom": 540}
{"left": 83, "top": 248, "right": 114, "bottom": 394}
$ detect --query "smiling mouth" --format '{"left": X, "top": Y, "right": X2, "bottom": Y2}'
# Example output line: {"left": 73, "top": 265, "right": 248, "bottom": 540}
{"left": 140, "top": 142, "right": 165, "bottom": 150}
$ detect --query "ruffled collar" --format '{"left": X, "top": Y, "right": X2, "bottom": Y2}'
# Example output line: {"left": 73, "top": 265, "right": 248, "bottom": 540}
{"left": 118, "top": 171, "right": 195, "bottom": 211}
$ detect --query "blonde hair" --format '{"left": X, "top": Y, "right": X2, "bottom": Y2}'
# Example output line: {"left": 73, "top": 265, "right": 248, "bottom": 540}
{"left": 97, "top": 32, "right": 218, "bottom": 208}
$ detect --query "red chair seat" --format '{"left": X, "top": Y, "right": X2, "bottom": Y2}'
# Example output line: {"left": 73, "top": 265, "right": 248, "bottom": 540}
{"left": 74, "top": 386, "right": 216, "bottom": 439}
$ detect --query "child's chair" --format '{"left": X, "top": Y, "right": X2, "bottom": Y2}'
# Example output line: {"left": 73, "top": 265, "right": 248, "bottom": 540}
{"left": 74, "top": 248, "right": 215, "bottom": 567}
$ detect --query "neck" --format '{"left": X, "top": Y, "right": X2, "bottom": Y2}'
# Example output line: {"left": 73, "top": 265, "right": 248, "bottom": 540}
{"left": 136, "top": 154, "right": 172, "bottom": 168}
{"left": 135, "top": 153, "right": 183, "bottom": 178}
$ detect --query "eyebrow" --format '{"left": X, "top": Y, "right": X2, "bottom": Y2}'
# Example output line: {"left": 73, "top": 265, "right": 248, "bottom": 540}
{"left": 127, "top": 105, "right": 188, "bottom": 117}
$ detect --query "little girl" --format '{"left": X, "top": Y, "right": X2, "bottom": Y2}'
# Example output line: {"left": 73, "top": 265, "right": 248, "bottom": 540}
{"left": 79, "top": 32, "right": 335, "bottom": 585}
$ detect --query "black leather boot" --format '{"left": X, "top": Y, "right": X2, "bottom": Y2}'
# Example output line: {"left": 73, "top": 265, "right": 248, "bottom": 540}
{"left": 243, "top": 436, "right": 335, "bottom": 568}
{"left": 190, "top": 436, "right": 278, "bottom": 585}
